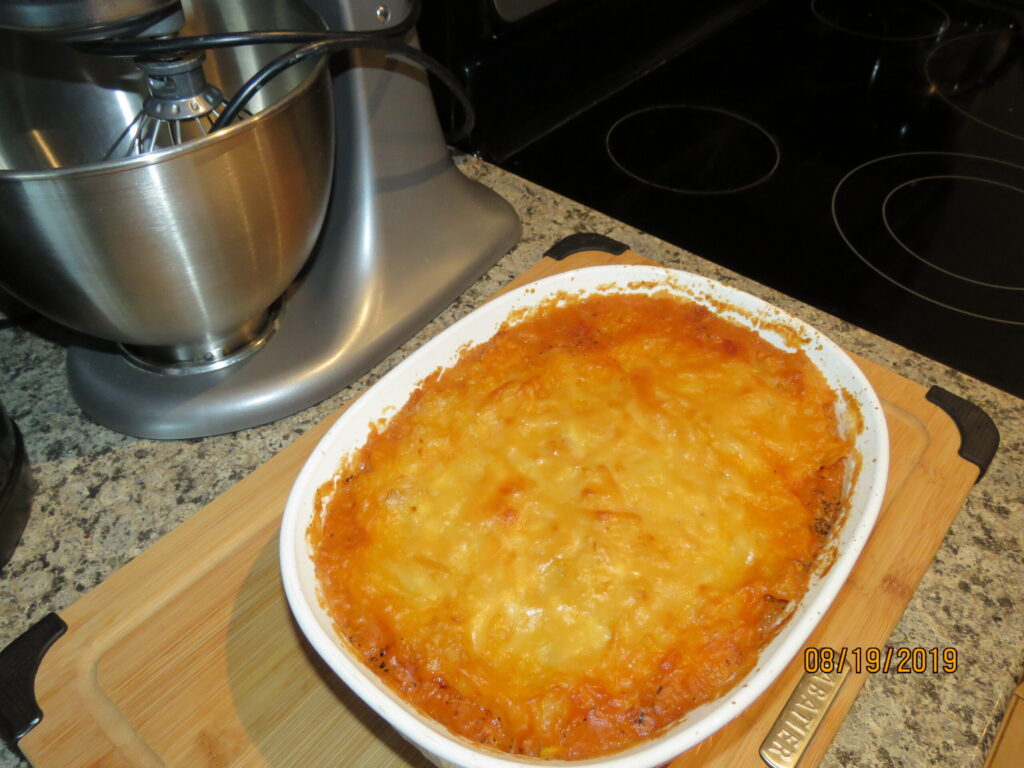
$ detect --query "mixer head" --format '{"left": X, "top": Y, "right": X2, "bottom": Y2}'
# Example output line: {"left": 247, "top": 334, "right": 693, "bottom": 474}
{"left": 0, "top": 1, "right": 241, "bottom": 158}
{"left": 0, "top": 0, "right": 184, "bottom": 41}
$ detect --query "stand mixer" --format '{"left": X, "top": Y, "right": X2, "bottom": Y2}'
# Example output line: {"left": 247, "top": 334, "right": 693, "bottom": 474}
{"left": 0, "top": 0, "right": 520, "bottom": 439}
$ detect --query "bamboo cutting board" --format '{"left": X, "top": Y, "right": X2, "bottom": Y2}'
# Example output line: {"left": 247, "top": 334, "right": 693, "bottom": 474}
{"left": 14, "top": 248, "right": 988, "bottom": 768}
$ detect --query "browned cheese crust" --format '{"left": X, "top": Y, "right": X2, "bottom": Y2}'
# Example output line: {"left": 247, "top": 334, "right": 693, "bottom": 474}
{"left": 309, "top": 292, "right": 852, "bottom": 759}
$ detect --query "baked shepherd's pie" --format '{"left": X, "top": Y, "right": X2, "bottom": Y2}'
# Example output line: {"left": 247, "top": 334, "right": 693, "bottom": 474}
{"left": 309, "top": 289, "right": 854, "bottom": 760}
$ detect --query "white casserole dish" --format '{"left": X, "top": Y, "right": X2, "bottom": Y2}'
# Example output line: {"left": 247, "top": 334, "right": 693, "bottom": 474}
{"left": 280, "top": 264, "right": 889, "bottom": 768}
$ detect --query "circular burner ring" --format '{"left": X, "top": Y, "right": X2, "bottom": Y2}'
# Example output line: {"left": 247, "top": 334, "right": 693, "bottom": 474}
{"left": 811, "top": 0, "right": 950, "bottom": 42}
{"left": 883, "top": 175, "right": 1024, "bottom": 290}
{"left": 833, "top": 152, "right": 1024, "bottom": 325}
{"left": 605, "top": 105, "right": 779, "bottom": 195}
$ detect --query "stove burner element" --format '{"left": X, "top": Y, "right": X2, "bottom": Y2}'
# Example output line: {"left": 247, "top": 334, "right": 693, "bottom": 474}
{"left": 927, "top": 31, "right": 1024, "bottom": 142}
{"left": 605, "top": 105, "right": 779, "bottom": 195}
{"left": 811, "top": 0, "right": 950, "bottom": 41}
{"left": 884, "top": 176, "right": 1024, "bottom": 289}
{"left": 833, "top": 152, "right": 1024, "bottom": 325}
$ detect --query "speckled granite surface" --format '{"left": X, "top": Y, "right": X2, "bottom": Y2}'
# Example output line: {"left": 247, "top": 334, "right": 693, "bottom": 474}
{"left": 0, "top": 157, "right": 1021, "bottom": 768}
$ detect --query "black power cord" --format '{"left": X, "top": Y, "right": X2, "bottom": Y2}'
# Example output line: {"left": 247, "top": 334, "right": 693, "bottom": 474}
{"left": 212, "top": 35, "right": 474, "bottom": 140}
{"left": 82, "top": 0, "right": 421, "bottom": 56}
{"left": 77, "top": 0, "right": 474, "bottom": 142}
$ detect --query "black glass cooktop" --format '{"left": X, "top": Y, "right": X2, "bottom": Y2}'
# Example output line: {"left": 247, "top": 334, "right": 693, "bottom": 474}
{"left": 496, "top": 0, "right": 1024, "bottom": 398}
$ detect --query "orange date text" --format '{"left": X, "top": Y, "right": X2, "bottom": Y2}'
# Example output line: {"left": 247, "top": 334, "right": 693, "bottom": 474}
{"left": 803, "top": 646, "right": 958, "bottom": 675}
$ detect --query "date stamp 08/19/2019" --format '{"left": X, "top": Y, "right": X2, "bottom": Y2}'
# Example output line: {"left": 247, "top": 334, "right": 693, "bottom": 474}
{"left": 759, "top": 648, "right": 960, "bottom": 767}
{"left": 804, "top": 646, "right": 959, "bottom": 675}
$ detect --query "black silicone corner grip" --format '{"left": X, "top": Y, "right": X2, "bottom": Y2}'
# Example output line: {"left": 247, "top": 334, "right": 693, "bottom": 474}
{"left": 925, "top": 386, "right": 1000, "bottom": 482}
{"left": 0, "top": 612, "right": 67, "bottom": 752}
{"left": 543, "top": 233, "right": 630, "bottom": 260}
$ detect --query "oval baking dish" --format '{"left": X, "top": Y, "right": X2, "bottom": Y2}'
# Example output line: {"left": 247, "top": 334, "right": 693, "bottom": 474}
{"left": 280, "top": 264, "right": 889, "bottom": 768}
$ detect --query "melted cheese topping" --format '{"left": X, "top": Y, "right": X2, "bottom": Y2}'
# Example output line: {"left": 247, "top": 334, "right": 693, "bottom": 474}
{"left": 309, "top": 292, "right": 851, "bottom": 760}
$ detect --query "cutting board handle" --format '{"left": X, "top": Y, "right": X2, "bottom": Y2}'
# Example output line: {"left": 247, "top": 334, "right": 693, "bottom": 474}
{"left": 543, "top": 233, "right": 629, "bottom": 260}
{"left": 0, "top": 613, "right": 66, "bottom": 753}
{"left": 925, "top": 386, "right": 999, "bottom": 481}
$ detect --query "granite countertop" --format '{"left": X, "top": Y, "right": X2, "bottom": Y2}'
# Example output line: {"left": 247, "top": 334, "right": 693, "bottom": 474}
{"left": 0, "top": 158, "right": 1021, "bottom": 768}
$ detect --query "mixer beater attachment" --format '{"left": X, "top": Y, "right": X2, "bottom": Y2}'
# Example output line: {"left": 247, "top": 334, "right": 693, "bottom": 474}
{"left": 104, "top": 53, "right": 251, "bottom": 159}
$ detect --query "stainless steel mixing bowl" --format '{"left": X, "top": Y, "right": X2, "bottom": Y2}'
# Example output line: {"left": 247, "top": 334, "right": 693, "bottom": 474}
{"left": 0, "top": 0, "right": 333, "bottom": 370}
